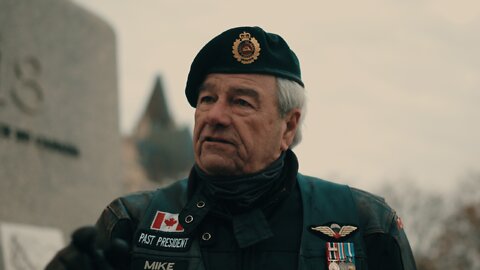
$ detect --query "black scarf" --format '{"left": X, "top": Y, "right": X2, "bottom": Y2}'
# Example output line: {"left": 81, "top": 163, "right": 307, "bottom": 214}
{"left": 190, "top": 150, "right": 299, "bottom": 248}
{"left": 194, "top": 152, "right": 286, "bottom": 212}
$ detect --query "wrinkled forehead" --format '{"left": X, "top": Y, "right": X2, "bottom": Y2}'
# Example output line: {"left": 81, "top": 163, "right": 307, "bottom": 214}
{"left": 198, "top": 73, "right": 278, "bottom": 100}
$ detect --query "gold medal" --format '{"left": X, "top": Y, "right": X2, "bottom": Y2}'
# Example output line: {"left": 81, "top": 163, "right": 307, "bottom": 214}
{"left": 232, "top": 32, "right": 261, "bottom": 64}
{"left": 339, "top": 262, "right": 348, "bottom": 270}
{"left": 346, "top": 262, "right": 356, "bottom": 270}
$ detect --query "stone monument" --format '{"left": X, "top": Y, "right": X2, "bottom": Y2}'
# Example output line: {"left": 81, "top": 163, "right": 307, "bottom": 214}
{"left": 0, "top": 0, "right": 121, "bottom": 268}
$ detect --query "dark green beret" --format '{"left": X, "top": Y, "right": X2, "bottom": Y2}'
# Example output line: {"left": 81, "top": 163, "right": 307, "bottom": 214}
{"left": 185, "top": 26, "right": 304, "bottom": 107}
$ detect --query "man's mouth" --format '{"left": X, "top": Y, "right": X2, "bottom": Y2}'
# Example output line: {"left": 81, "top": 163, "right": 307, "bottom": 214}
{"left": 204, "top": 136, "right": 233, "bottom": 145}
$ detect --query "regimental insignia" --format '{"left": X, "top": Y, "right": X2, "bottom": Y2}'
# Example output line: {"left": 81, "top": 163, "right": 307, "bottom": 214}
{"left": 311, "top": 223, "right": 357, "bottom": 240}
{"left": 396, "top": 215, "right": 404, "bottom": 230}
{"left": 232, "top": 31, "right": 261, "bottom": 64}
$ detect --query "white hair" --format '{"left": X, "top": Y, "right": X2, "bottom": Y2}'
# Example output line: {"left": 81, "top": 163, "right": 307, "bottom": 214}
{"left": 276, "top": 77, "right": 306, "bottom": 148}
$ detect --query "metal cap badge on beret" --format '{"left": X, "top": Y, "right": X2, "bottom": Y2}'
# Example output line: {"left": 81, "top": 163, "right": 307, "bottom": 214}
{"left": 185, "top": 26, "right": 304, "bottom": 107}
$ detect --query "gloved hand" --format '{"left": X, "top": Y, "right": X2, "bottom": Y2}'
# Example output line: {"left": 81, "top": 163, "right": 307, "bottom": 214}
{"left": 45, "top": 226, "right": 129, "bottom": 270}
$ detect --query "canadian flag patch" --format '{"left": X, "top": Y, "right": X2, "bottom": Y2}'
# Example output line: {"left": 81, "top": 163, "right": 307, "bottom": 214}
{"left": 150, "top": 211, "right": 184, "bottom": 232}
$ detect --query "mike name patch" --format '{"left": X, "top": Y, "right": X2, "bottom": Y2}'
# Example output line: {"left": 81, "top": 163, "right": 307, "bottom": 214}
{"left": 132, "top": 258, "right": 189, "bottom": 270}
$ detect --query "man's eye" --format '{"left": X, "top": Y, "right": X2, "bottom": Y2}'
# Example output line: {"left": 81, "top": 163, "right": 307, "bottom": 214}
{"left": 233, "top": 99, "right": 252, "bottom": 108}
{"left": 199, "top": 96, "right": 215, "bottom": 104}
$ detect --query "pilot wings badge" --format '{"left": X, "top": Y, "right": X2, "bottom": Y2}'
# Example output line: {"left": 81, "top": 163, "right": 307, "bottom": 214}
{"left": 310, "top": 223, "right": 358, "bottom": 240}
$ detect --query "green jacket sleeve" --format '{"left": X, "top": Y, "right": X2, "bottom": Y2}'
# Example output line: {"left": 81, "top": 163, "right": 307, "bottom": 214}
{"left": 363, "top": 215, "right": 416, "bottom": 270}
{"left": 351, "top": 188, "right": 417, "bottom": 270}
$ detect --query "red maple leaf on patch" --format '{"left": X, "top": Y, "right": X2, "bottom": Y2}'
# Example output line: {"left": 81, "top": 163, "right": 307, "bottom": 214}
{"left": 164, "top": 217, "right": 177, "bottom": 227}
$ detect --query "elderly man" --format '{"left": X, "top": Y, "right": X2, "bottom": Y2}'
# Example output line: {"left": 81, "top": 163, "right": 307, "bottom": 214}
{"left": 47, "top": 26, "right": 417, "bottom": 270}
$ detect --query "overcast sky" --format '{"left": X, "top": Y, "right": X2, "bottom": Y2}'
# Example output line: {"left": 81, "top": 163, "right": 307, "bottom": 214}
{"left": 72, "top": 0, "right": 480, "bottom": 193}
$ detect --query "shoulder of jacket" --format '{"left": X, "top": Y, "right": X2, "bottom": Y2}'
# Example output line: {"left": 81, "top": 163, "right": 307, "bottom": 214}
{"left": 107, "top": 179, "right": 188, "bottom": 221}
{"left": 96, "top": 179, "right": 188, "bottom": 246}
{"left": 297, "top": 173, "right": 346, "bottom": 189}
{"left": 350, "top": 187, "right": 396, "bottom": 235}
{"left": 298, "top": 174, "right": 396, "bottom": 233}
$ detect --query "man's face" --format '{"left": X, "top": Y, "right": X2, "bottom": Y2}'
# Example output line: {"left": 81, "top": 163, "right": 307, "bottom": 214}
{"left": 193, "top": 73, "right": 297, "bottom": 176}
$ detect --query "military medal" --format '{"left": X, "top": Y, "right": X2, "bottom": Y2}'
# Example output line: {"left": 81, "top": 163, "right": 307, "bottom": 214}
{"left": 345, "top": 242, "right": 356, "bottom": 270}
{"left": 327, "top": 242, "right": 356, "bottom": 270}
{"left": 322, "top": 223, "right": 358, "bottom": 270}
{"left": 337, "top": 243, "right": 347, "bottom": 270}
{"left": 326, "top": 242, "right": 339, "bottom": 270}
{"left": 338, "top": 262, "right": 348, "bottom": 270}
{"left": 345, "top": 242, "right": 355, "bottom": 263}
{"left": 329, "top": 261, "right": 340, "bottom": 270}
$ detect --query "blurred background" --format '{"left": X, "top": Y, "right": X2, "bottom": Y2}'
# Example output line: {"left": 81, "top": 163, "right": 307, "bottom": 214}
{"left": 73, "top": 0, "right": 480, "bottom": 192}
{"left": 0, "top": 0, "right": 479, "bottom": 269}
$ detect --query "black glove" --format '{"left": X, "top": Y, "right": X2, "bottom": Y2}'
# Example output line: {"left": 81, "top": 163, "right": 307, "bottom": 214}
{"left": 45, "top": 226, "right": 129, "bottom": 270}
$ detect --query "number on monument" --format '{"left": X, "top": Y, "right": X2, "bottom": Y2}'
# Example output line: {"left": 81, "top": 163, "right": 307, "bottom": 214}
{"left": 10, "top": 56, "right": 44, "bottom": 114}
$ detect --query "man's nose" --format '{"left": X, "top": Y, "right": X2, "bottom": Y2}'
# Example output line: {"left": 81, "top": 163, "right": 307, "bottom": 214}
{"left": 205, "top": 100, "right": 231, "bottom": 127}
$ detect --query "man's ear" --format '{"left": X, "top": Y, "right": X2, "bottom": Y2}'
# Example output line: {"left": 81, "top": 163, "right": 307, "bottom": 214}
{"left": 280, "top": 109, "right": 301, "bottom": 151}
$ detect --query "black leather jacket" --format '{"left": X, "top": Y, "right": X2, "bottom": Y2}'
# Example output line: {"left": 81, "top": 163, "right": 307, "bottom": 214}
{"left": 95, "top": 174, "right": 417, "bottom": 270}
